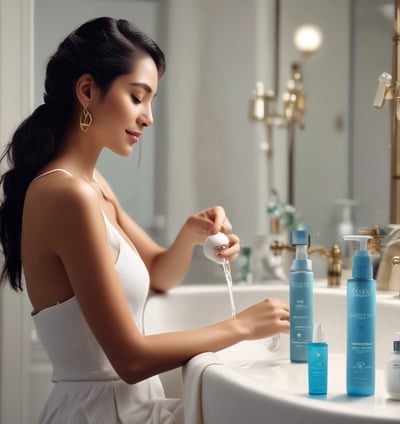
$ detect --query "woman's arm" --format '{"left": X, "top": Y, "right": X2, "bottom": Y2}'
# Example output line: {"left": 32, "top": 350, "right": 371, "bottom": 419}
{"left": 117, "top": 297, "right": 289, "bottom": 384}
{"left": 46, "top": 180, "right": 289, "bottom": 385}
{"left": 94, "top": 170, "right": 240, "bottom": 291}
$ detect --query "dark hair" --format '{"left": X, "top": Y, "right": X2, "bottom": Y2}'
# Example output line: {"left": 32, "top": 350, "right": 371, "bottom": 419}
{"left": 0, "top": 17, "right": 166, "bottom": 291}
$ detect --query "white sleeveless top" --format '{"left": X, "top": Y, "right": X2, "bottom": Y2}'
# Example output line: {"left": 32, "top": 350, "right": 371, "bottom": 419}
{"left": 31, "top": 169, "right": 183, "bottom": 424}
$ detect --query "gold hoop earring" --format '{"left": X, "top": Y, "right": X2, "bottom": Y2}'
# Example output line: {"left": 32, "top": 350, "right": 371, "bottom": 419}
{"left": 79, "top": 107, "right": 93, "bottom": 132}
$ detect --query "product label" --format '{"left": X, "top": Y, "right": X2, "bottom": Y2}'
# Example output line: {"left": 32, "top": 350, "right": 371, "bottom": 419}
{"left": 350, "top": 312, "right": 373, "bottom": 319}
{"left": 308, "top": 345, "right": 328, "bottom": 394}
{"left": 290, "top": 275, "right": 313, "bottom": 362}
{"left": 350, "top": 288, "right": 372, "bottom": 297}
{"left": 350, "top": 341, "right": 373, "bottom": 354}
{"left": 347, "top": 281, "right": 375, "bottom": 392}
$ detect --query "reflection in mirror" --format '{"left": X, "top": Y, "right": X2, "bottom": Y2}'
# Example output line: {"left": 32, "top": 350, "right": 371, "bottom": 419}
{"left": 34, "top": 0, "right": 393, "bottom": 278}
{"left": 279, "top": 0, "right": 391, "bottom": 257}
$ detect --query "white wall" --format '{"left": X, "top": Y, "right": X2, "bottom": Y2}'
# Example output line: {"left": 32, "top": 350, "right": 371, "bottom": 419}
{"left": 0, "top": 1, "right": 34, "bottom": 423}
{"left": 163, "top": 0, "right": 276, "bottom": 247}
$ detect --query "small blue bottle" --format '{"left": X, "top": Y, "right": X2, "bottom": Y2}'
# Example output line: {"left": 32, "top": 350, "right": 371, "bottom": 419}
{"left": 343, "top": 235, "right": 376, "bottom": 396}
{"left": 289, "top": 230, "right": 314, "bottom": 362}
{"left": 308, "top": 324, "right": 328, "bottom": 395}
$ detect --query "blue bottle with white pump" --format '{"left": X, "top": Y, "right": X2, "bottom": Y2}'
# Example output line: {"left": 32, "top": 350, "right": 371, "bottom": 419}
{"left": 289, "top": 230, "right": 314, "bottom": 362}
{"left": 343, "top": 235, "right": 376, "bottom": 396}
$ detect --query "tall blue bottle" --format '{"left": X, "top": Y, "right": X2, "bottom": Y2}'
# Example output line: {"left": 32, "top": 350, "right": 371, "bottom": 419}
{"left": 343, "top": 235, "right": 376, "bottom": 396}
{"left": 289, "top": 230, "right": 314, "bottom": 362}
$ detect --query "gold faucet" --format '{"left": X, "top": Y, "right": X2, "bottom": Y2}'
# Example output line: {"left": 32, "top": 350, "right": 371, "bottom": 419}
{"left": 386, "top": 256, "right": 400, "bottom": 297}
{"left": 376, "top": 226, "right": 400, "bottom": 291}
{"left": 358, "top": 224, "right": 385, "bottom": 257}
{"left": 393, "top": 257, "right": 400, "bottom": 297}
{"left": 270, "top": 241, "right": 342, "bottom": 287}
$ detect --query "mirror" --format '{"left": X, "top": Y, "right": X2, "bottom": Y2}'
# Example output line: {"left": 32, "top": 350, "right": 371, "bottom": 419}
{"left": 280, "top": 0, "right": 391, "bottom": 251}
{"left": 34, "top": 0, "right": 393, "bottom": 267}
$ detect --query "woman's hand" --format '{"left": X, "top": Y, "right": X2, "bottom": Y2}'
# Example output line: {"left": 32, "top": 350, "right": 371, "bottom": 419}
{"left": 235, "top": 298, "right": 290, "bottom": 340}
{"left": 183, "top": 205, "right": 240, "bottom": 262}
{"left": 146, "top": 205, "right": 240, "bottom": 291}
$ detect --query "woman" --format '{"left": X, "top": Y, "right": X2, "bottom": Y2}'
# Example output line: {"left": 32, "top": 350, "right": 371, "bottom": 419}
{"left": 0, "top": 17, "right": 289, "bottom": 423}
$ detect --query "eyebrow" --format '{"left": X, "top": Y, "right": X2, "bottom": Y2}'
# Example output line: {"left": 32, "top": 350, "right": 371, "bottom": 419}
{"left": 130, "top": 82, "right": 154, "bottom": 94}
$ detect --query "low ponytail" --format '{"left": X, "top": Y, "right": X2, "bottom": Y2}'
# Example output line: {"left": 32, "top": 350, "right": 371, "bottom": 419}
{"left": 0, "top": 103, "right": 62, "bottom": 290}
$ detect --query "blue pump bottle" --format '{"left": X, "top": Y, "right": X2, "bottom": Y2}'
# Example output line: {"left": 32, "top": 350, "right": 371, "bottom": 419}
{"left": 289, "top": 230, "right": 314, "bottom": 362}
{"left": 343, "top": 235, "right": 376, "bottom": 396}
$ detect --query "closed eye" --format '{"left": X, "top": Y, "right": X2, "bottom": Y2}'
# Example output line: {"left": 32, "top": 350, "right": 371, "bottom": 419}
{"left": 131, "top": 95, "right": 142, "bottom": 105}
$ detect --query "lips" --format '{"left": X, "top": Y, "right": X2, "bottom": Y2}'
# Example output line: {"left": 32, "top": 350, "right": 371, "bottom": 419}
{"left": 126, "top": 130, "right": 142, "bottom": 144}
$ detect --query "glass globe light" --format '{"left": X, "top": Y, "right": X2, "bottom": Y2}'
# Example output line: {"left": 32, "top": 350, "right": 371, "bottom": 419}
{"left": 293, "top": 24, "right": 323, "bottom": 56}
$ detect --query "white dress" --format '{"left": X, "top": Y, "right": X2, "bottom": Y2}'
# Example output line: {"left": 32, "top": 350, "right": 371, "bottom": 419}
{"left": 32, "top": 170, "right": 183, "bottom": 423}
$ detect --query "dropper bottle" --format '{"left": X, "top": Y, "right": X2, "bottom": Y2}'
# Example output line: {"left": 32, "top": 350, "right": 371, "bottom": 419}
{"left": 343, "top": 235, "right": 376, "bottom": 396}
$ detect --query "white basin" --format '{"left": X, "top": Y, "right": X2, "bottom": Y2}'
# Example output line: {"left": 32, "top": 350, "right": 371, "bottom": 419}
{"left": 144, "top": 282, "right": 400, "bottom": 423}
{"left": 203, "top": 355, "right": 395, "bottom": 424}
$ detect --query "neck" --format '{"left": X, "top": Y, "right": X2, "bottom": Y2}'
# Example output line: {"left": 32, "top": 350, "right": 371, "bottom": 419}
{"left": 55, "top": 127, "right": 103, "bottom": 182}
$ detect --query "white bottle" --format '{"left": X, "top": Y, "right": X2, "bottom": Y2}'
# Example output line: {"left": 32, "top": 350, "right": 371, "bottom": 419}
{"left": 203, "top": 232, "right": 230, "bottom": 264}
{"left": 386, "top": 331, "right": 400, "bottom": 400}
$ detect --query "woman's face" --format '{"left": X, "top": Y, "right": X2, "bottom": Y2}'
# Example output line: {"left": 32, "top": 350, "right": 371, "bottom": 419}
{"left": 89, "top": 55, "right": 159, "bottom": 156}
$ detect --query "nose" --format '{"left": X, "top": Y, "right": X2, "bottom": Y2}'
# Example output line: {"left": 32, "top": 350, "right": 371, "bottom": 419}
{"left": 140, "top": 104, "right": 154, "bottom": 128}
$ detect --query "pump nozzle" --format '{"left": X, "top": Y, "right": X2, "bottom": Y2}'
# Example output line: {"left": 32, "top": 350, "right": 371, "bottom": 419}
{"left": 290, "top": 230, "right": 312, "bottom": 270}
{"left": 313, "top": 323, "right": 325, "bottom": 343}
{"left": 343, "top": 235, "right": 373, "bottom": 280}
{"left": 343, "top": 235, "right": 372, "bottom": 250}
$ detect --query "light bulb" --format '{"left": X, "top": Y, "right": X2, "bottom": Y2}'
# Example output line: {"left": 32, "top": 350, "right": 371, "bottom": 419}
{"left": 293, "top": 24, "right": 323, "bottom": 56}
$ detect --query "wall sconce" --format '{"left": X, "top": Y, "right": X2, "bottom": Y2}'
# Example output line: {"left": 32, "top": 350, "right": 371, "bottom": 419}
{"left": 293, "top": 24, "right": 323, "bottom": 56}
{"left": 249, "top": 22, "right": 323, "bottom": 208}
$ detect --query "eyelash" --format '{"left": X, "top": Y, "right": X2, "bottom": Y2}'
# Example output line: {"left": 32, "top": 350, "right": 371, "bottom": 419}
{"left": 131, "top": 95, "right": 142, "bottom": 105}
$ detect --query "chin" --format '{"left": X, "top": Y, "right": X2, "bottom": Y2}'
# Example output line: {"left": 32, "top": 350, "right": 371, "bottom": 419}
{"left": 111, "top": 145, "right": 134, "bottom": 157}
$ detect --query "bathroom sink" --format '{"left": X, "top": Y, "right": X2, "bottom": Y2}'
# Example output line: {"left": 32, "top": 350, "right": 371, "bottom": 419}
{"left": 227, "top": 354, "right": 393, "bottom": 418}
{"left": 144, "top": 282, "right": 400, "bottom": 423}
{"left": 201, "top": 353, "right": 396, "bottom": 424}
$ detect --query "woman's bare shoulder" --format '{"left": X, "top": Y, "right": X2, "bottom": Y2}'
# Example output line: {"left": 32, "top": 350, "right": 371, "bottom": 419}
{"left": 25, "top": 172, "right": 101, "bottom": 227}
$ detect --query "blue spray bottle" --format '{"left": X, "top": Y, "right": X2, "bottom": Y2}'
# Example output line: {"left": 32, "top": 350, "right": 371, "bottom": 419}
{"left": 343, "top": 235, "right": 376, "bottom": 396}
{"left": 289, "top": 230, "right": 314, "bottom": 362}
{"left": 308, "top": 323, "right": 328, "bottom": 395}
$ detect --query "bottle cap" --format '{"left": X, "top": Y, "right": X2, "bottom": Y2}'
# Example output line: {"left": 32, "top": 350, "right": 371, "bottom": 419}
{"left": 313, "top": 323, "right": 325, "bottom": 343}
{"left": 394, "top": 331, "right": 400, "bottom": 352}
{"left": 291, "top": 230, "right": 308, "bottom": 246}
{"left": 203, "top": 232, "right": 230, "bottom": 264}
